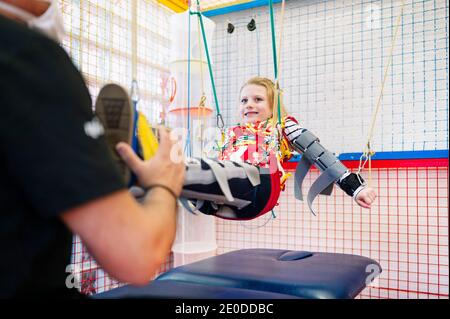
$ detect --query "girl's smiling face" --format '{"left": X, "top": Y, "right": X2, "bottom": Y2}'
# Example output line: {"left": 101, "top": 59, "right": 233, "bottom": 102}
{"left": 239, "top": 84, "right": 272, "bottom": 124}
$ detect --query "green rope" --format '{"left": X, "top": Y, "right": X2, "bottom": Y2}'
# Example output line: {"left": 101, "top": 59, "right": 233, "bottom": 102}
{"left": 192, "top": 2, "right": 223, "bottom": 129}
{"left": 268, "top": 0, "right": 282, "bottom": 125}
{"left": 271, "top": 209, "right": 277, "bottom": 219}
{"left": 191, "top": 1, "right": 282, "bottom": 127}
{"left": 268, "top": 0, "right": 278, "bottom": 78}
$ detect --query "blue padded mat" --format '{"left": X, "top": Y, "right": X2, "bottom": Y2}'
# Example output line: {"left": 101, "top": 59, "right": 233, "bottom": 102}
{"left": 156, "top": 249, "right": 382, "bottom": 299}
{"left": 93, "top": 279, "right": 301, "bottom": 299}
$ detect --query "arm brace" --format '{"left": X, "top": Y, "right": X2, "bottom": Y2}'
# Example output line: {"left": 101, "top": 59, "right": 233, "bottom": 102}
{"left": 337, "top": 172, "right": 367, "bottom": 198}
{"left": 284, "top": 119, "right": 365, "bottom": 214}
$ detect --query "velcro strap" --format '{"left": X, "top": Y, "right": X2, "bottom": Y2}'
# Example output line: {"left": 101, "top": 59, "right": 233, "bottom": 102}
{"left": 179, "top": 198, "right": 204, "bottom": 215}
{"left": 294, "top": 155, "right": 312, "bottom": 201}
{"left": 307, "top": 160, "right": 347, "bottom": 216}
{"left": 316, "top": 150, "right": 338, "bottom": 171}
{"left": 180, "top": 189, "right": 252, "bottom": 209}
{"left": 202, "top": 158, "right": 235, "bottom": 202}
{"left": 337, "top": 172, "right": 365, "bottom": 197}
{"left": 303, "top": 142, "right": 325, "bottom": 163}
{"left": 293, "top": 130, "right": 319, "bottom": 152}
{"left": 231, "top": 161, "right": 261, "bottom": 187}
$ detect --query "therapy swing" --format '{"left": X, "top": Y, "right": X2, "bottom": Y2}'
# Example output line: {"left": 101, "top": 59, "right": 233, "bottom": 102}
{"left": 135, "top": 0, "right": 404, "bottom": 220}
{"left": 134, "top": 0, "right": 339, "bottom": 220}
{"left": 177, "top": 0, "right": 357, "bottom": 220}
{"left": 124, "top": 0, "right": 284, "bottom": 221}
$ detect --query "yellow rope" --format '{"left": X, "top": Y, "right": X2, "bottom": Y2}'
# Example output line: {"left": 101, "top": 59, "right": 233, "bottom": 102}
{"left": 358, "top": 0, "right": 405, "bottom": 186}
{"left": 276, "top": 0, "right": 286, "bottom": 84}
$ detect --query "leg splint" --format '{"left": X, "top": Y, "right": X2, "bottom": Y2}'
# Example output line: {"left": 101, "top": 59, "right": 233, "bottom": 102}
{"left": 181, "top": 158, "right": 280, "bottom": 220}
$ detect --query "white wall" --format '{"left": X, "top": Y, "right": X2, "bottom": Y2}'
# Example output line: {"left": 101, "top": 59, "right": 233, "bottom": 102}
{"left": 209, "top": 0, "right": 449, "bottom": 153}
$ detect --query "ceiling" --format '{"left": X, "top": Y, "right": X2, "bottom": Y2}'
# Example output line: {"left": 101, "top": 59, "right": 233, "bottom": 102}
{"left": 197, "top": 0, "right": 253, "bottom": 11}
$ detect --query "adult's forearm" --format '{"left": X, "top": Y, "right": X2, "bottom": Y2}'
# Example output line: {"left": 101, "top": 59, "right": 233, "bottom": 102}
{"left": 140, "top": 187, "right": 178, "bottom": 262}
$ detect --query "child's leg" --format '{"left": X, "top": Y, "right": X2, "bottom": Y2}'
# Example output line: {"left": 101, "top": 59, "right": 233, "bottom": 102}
{"left": 181, "top": 158, "right": 273, "bottom": 219}
{"left": 122, "top": 156, "right": 274, "bottom": 219}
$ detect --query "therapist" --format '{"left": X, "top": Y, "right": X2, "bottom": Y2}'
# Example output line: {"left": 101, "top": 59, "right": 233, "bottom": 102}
{"left": 0, "top": 0, "right": 185, "bottom": 298}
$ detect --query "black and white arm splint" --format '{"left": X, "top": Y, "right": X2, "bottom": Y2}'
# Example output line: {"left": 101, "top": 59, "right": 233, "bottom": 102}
{"left": 284, "top": 118, "right": 367, "bottom": 215}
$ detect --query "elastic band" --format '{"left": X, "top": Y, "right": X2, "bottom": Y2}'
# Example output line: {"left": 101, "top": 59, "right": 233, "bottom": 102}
{"left": 148, "top": 184, "right": 178, "bottom": 201}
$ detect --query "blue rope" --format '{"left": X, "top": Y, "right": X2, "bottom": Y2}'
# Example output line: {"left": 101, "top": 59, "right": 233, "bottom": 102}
{"left": 185, "top": 8, "right": 192, "bottom": 157}
{"left": 129, "top": 80, "right": 140, "bottom": 187}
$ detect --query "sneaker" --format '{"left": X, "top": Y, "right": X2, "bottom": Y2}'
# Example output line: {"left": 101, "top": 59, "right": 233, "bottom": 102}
{"left": 95, "top": 83, "right": 134, "bottom": 185}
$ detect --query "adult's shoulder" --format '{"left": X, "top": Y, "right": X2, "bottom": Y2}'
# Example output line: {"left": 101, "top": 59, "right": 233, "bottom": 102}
{"left": 0, "top": 15, "right": 91, "bottom": 114}
{"left": 0, "top": 15, "right": 61, "bottom": 58}
{"left": 0, "top": 15, "right": 79, "bottom": 84}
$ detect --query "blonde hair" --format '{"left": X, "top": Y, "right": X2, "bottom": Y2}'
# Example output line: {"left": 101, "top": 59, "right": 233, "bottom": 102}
{"left": 239, "top": 76, "right": 289, "bottom": 119}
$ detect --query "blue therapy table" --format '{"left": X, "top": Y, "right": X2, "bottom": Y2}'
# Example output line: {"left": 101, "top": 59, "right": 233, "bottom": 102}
{"left": 95, "top": 249, "right": 381, "bottom": 299}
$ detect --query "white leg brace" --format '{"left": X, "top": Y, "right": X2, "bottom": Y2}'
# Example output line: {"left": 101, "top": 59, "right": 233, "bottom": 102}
{"left": 180, "top": 158, "right": 273, "bottom": 219}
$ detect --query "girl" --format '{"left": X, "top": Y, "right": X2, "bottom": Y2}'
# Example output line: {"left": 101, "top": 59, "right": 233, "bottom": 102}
{"left": 180, "top": 77, "right": 377, "bottom": 219}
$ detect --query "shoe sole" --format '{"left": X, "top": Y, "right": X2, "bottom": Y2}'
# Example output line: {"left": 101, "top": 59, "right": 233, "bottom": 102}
{"left": 95, "top": 83, "right": 134, "bottom": 185}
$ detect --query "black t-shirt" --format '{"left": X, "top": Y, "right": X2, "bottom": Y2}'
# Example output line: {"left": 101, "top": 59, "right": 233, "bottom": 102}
{"left": 0, "top": 16, "right": 125, "bottom": 298}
